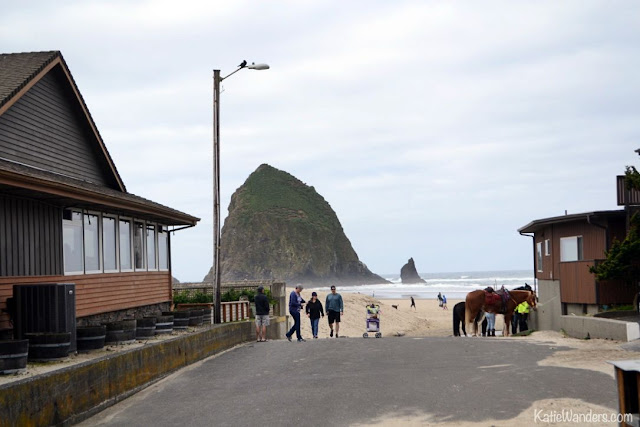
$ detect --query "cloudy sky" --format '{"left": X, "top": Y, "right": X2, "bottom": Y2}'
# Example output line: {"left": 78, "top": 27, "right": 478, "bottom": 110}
{"left": 2, "top": 1, "right": 639, "bottom": 281}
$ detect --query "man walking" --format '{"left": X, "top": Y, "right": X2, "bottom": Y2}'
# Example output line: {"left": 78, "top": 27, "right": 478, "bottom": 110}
{"left": 254, "top": 286, "right": 270, "bottom": 342}
{"left": 325, "top": 285, "right": 344, "bottom": 338}
{"left": 286, "top": 285, "right": 306, "bottom": 342}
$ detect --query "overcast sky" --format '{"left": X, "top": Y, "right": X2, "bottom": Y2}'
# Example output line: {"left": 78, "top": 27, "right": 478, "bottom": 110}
{"left": 2, "top": 1, "right": 639, "bottom": 281}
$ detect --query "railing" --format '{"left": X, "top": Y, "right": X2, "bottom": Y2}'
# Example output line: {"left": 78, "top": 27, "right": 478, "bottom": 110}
{"left": 220, "top": 301, "right": 250, "bottom": 323}
{"left": 616, "top": 175, "right": 640, "bottom": 206}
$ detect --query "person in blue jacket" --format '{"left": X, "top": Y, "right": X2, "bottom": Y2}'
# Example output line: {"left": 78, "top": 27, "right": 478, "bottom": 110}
{"left": 286, "top": 285, "right": 306, "bottom": 342}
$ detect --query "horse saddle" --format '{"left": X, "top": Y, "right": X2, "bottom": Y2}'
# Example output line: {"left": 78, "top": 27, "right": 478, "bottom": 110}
{"left": 484, "top": 290, "right": 501, "bottom": 306}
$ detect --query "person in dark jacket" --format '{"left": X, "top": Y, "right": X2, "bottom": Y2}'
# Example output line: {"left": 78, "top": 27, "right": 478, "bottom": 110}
{"left": 254, "top": 286, "right": 270, "bottom": 342}
{"left": 305, "top": 292, "right": 324, "bottom": 339}
{"left": 286, "top": 285, "right": 306, "bottom": 342}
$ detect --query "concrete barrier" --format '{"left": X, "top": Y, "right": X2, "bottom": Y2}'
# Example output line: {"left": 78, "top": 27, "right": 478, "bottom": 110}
{"left": 560, "top": 315, "right": 640, "bottom": 342}
{"left": 0, "top": 316, "right": 286, "bottom": 427}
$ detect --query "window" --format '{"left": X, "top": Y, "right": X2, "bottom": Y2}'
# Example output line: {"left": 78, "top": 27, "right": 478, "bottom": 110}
{"left": 103, "top": 216, "right": 117, "bottom": 272}
{"left": 158, "top": 225, "right": 169, "bottom": 270}
{"left": 560, "top": 236, "right": 583, "bottom": 262}
{"left": 119, "top": 219, "right": 132, "bottom": 271}
{"left": 63, "top": 210, "right": 84, "bottom": 274}
{"left": 147, "top": 224, "right": 156, "bottom": 270}
{"left": 84, "top": 213, "right": 101, "bottom": 272}
{"left": 536, "top": 242, "right": 543, "bottom": 272}
{"left": 544, "top": 239, "right": 550, "bottom": 256}
{"left": 134, "top": 221, "right": 145, "bottom": 270}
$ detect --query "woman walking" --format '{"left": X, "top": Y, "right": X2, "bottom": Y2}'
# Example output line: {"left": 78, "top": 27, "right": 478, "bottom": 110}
{"left": 305, "top": 292, "right": 324, "bottom": 339}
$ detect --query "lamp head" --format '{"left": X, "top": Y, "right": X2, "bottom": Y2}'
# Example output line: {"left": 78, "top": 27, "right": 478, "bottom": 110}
{"left": 247, "top": 62, "right": 269, "bottom": 70}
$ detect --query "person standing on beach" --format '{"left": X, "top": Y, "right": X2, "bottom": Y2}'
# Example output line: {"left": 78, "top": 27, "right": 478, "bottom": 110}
{"left": 516, "top": 301, "right": 530, "bottom": 332}
{"left": 441, "top": 294, "right": 448, "bottom": 310}
{"left": 326, "top": 285, "right": 344, "bottom": 338}
{"left": 286, "top": 285, "right": 306, "bottom": 342}
{"left": 305, "top": 292, "right": 324, "bottom": 339}
{"left": 254, "top": 286, "right": 270, "bottom": 342}
{"left": 437, "top": 292, "right": 443, "bottom": 307}
{"left": 485, "top": 312, "right": 496, "bottom": 336}
{"left": 410, "top": 296, "right": 416, "bottom": 311}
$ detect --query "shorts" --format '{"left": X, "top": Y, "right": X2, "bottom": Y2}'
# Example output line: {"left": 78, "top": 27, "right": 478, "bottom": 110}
{"left": 255, "top": 315, "right": 270, "bottom": 326}
{"left": 327, "top": 310, "right": 341, "bottom": 324}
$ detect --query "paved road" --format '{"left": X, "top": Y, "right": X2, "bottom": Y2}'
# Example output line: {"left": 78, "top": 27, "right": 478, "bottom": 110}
{"left": 80, "top": 337, "right": 619, "bottom": 426}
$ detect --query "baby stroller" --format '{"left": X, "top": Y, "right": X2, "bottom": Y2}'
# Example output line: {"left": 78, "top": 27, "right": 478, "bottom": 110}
{"left": 363, "top": 304, "right": 382, "bottom": 338}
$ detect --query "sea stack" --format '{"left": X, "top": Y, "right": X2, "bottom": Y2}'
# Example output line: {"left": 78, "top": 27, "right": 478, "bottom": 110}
{"left": 400, "top": 258, "right": 426, "bottom": 284}
{"left": 204, "top": 164, "right": 388, "bottom": 286}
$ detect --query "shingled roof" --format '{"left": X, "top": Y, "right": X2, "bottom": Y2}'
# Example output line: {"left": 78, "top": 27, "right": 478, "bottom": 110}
{"left": 0, "top": 51, "right": 60, "bottom": 110}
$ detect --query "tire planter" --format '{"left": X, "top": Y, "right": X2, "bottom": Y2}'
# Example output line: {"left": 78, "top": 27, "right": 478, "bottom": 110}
{"left": 136, "top": 318, "right": 157, "bottom": 339}
{"left": 171, "top": 311, "right": 190, "bottom": 330}
{"left": 104, "top": 320, "right": 136, "bottom": 345}
{"left": 25, "top": 332, "right": 71, "bottom": 362}
{"left": 0, "top": 339, "right": 28, "bottom": 374}
{"left": 201, "top": 308, "right": 213, "bottom": 325}
{"left": 188, "top": 309, "right": 204, "bottom": 327}
{"left": 76, "top": 326, "right": 106, "bottom": 352}
{"left": 155, "top": 314, "right": 174, "bottom": 334}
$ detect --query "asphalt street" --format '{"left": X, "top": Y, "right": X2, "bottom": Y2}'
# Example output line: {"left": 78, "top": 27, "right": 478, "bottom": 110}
{"left": 79, "top": 336, "right": 619, "bottom": 426}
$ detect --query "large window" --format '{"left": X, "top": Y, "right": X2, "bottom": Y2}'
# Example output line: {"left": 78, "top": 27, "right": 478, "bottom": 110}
{"left": 119, "top": 219, "right": 132, "bottom": 271}
{"left": 62, "top": 211, "right": 168, "bottom": 274}
{"left": 134, "top": 221, "right": 145, "bottom": 270}
{"left": 146, "top": 224, "right": 156, "bottom": 270}
{"left": 63, "top": 210, "right": 84, "bottom": 274}
{"left": 158, "top": 226, "right": 169, "bottom": 270}
{"left": 560, "top": 236, "right": 583, "bottom": 262}
{"left": 103, "top": 216, "right": 117, "bottom": 272}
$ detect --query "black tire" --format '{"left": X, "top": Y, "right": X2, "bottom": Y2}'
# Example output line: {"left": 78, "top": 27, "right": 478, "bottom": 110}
{"left": 0, "top": 339, "right": 28, "bottom": 373}
{"left": 76, "top": 326, "right": 106, "bottom": 352}
{"left": 188, "top": 309, "right": 204, "bottom": 326}
{"left": 155, "top": 315, "right": 174, "bottom": 334}
{"left": 136, "top": 318, "right": 157, "bottom": 339}
{"left": 25, "top": 332, "right": 70, "bottom": 361}
{"left": 104, "top": 320, "right": 136, "bottom": 344}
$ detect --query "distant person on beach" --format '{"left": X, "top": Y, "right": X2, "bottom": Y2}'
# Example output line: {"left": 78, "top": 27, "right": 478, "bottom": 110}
{"left": 286, "top": 285, "right": 306, "bottom": 342}
{"left": 254, "top": 286, "right": 270, "bottom": 342}
{"left": 305, "top": 291, "right": 324, "bottom": 339}
{"left": 441, "top": 294, "right": 448, "bottom": 310}
{"left": 437, "top": 293, "right": 443, "bottom": 307}
{"left": 326, "top": 285, "right": 344, "bottom": 338}
{"left": 410, "top": 296, "right": 416, "bottom": 311}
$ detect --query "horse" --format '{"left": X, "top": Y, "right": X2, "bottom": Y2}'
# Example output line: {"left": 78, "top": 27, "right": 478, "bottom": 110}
{"left": 453, "top": 301, "right": 487, "bottom": 337}
{"left": 465, "top": 289, "right": 537, "bottom": 337}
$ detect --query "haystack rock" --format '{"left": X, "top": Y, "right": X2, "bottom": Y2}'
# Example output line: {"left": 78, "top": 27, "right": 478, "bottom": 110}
{"left": 203, "top": 164, "right": 388, "bottom": 286}
{"left": 400, "top": 258, "right": 426, "bottom": 284}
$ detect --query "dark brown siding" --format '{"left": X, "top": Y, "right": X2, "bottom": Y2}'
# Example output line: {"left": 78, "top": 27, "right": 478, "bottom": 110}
{"left": 0, "top": 194, "right": 62, "bottom": 277}
{"left": 0, "top": 66, "right": 119, "bottom": 189}
{"left": 0, "top": 271, "right": 171, "bottom": 328}
{"left": 559, "top": 261, "right": 596, "bottom": 303}
{"left": 597, "top": 278, "right": 637, "bottom": 305}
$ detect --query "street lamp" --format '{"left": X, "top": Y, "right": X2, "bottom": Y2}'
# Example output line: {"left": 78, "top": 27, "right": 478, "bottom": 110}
{"left": 213, "top": 60, "right": 269, "bottom": 324}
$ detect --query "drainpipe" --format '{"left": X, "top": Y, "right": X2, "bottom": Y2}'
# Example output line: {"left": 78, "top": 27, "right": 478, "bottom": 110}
{"left": 519, "top": 231, "right": 537, "bottom": 295}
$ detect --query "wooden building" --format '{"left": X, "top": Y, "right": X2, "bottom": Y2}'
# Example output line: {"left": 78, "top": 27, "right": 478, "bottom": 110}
{"left": 519, "top": 209, "right": 634, "bottom": 331}
{"left": 0, "top": 51, "right": 199, "bottom": 328}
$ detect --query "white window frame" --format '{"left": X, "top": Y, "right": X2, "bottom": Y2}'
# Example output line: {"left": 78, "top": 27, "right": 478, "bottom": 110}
{"left": 118, "top": 217, "right": 134, "bottom": 272}
{"left": 544, "top": 239, "right": 551, "bottom": 256}
{"left": 83, "top": 210, "right": 103, "bottom": 274}
{"left": 146, "top": 223, "right": 157, "bottom": 271}
{"left": 536, "top": 242, "right": 543, "bottom": 272}
{"left": 158, "top": 225, "right": 169, "bottom": 271}
{"left": 560, "top": 236, "right": 583, "bottom": 262}
{"left": 63, "top": 209, "right": 85, "bottom": 275}
{"left": 133, "top": 220, "right": 146, "bottom": 271}
{"left": 102, "top": 214, "right": 119, "bottom": 273}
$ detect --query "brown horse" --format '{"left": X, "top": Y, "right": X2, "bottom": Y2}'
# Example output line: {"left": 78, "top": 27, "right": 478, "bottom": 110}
{"left": 465, "top": 289, "right": 537, "bottom": 337}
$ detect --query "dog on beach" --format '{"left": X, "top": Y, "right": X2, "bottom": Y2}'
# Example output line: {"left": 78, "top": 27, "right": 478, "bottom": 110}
{"left": 391, "top": 305, "right": 398, "bottom": 310}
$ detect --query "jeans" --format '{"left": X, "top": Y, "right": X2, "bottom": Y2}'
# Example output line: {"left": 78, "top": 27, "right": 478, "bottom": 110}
{"left": 519, "top": 313, "right": 529, "bottom": 332}
{"left": 310, "top": 318, "right": 319, "bottom": 337}
{"left": 287, "top": 311, "right": 302, "bottom": 340}
{"left": 486, "top": 313, "right": 495, "bottom": 330}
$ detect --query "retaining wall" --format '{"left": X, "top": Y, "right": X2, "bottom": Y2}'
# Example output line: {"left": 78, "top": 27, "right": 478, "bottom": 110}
{"left": 560, "top": 315, "right": 640, "bottom": 342}
{"left": 0, "top": 317, "right": 286, "bottom": 427}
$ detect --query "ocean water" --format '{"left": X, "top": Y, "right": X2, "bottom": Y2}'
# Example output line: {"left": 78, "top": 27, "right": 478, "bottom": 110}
{"left": 319, "top": 269, "right": 534, "bottom": 300}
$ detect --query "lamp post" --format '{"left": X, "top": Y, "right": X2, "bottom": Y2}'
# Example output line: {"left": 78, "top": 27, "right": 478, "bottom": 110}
{"left": 213, "top": 60, "right": 269, "bottom": 323}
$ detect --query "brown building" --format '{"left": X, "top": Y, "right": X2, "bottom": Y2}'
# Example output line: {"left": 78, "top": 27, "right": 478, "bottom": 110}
{"left": 0, "top": 51, "right": 199, "bottom": 328}
{"left": 519, "top": 204, "right": 636, "bottom": 331}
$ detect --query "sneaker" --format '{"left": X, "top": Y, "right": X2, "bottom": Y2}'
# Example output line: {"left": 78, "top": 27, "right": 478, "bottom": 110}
{"left": 330, "top": 330, "right": 333, "bottom": 337}
{"left": 286, "top": 334, "right": 292, "bottom": 342}
{"left": 298, "top": 338, "right": 306, "bottom": 342}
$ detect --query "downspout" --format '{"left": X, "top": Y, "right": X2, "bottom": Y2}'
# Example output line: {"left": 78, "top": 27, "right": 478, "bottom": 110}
{"left": 586, "top": 214, "right": 608, "bottom": 305}
{"left": 519, "top": 231, "right": 536, "bottom": 295}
